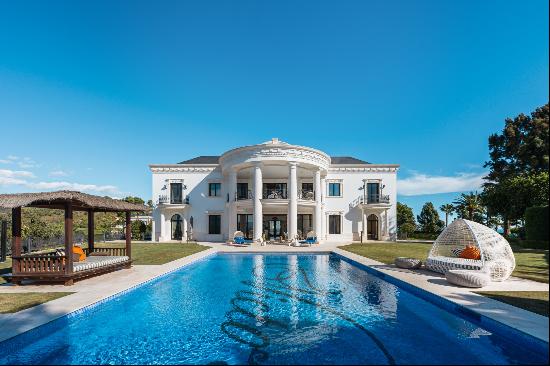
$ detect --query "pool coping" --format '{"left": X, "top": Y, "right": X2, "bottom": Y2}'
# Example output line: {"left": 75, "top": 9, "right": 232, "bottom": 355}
{"left": 0, "top": 245, "right": 548, "bottom": 348}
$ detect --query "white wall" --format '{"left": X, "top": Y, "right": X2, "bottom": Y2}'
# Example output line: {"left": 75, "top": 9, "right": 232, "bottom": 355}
{"left": 324, "top": 169, "right": 397, "bottom": 242}
{"left": 152, "top": 166, "right": 398, "bottom": 243}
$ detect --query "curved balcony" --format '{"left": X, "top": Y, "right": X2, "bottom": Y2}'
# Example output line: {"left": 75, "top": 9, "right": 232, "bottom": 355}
{"left": 263, "top": 189, "right": 287, "bottom": 200}
{"left": 298, "top": 189, "right": 315, "bottom": 201}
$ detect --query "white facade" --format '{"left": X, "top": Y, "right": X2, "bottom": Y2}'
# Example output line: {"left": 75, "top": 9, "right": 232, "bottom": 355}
{"left": 149, "top": 138, "right": 399, "bottom": 243}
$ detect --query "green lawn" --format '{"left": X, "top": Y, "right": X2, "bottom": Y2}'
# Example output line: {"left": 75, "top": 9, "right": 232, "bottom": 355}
{"left": 94, "top": 242, "right": 210, "bottom": 265}
{"left": 0, "top": 292, "right": 74, "bottom": 313}
{"left": 475, "top": 291, "right": 549, "bottom": 317}
{"left": 0, "top": 258, "right": 10, "bottom": 285}
{"left": 339, "top": 242, "right": 549, "bottom": 283}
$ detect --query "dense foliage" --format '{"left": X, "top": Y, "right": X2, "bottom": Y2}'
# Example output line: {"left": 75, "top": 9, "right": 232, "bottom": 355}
{"left": 417, "top": 202, "right": 444, "bottom": 233}
{"left": 525, "top": 206, "right": 549, "bottom": 241}
{"left": 397, "top": 202, "right": 416, "bottom": 238}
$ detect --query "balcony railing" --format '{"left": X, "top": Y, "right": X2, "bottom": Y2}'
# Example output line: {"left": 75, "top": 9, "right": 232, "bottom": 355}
{"left": 263, "top": 189, "right": 287, "bottom": 199}
{"left": 298, "top": 189, "right": 315, "bottom": 201}
{"left": 351, "top": 194, "right": 390, "bottom": 207}
{"left": 235, "top": 190, "right": 253, "bottom": 201}
{"left": 158, "top": 195, "right": 190, "bottom": 205}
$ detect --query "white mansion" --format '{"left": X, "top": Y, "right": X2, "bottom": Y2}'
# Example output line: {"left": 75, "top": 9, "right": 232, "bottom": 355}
{"left": 149, "top": 138, "right": 399, "bottom": 243}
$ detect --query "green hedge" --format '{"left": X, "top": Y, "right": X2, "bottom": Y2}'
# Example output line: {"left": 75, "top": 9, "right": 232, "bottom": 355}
{"left": 410, "top": 232, "right": 439, "bottom": 240}
{"left": 507, "top": 238, "right": 548, "bottom": 250}
{"left": 525, "top": 206, "right": 549, "bottom": 241}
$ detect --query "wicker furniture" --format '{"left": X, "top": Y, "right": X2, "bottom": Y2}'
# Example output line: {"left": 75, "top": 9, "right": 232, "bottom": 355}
{"left": 445, "top": 269, "right": 490, "bottom": 288}
{"left": 394, "top": 257, "right": 422, "bottom": 269}
{"left": 426, "top": 219, "right": 515, "bottom": 282}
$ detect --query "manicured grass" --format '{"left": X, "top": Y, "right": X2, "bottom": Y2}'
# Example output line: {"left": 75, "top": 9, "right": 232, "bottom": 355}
{"left": 339, "top": 242, "right": 549, "bottom": 284}
{"left": 475, "top": 291, "right": 549, "bottom": 317}
{"left": 511, "top": 247, "right": 549, "bottom": 283}
{"left": 95, "top": 242, "right": 210, "bottom": 265}
{"left": 0, "top": 292, "right": 74, "bottom": 313}
{"left": 340, "top": 242, "right": 432, "bottom": 265}
{"left": 0, "top": 258, "right": 10, "bottom": 285}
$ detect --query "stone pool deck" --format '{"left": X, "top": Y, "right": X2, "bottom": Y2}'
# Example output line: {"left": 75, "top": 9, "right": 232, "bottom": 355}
{"left": 0, "top": 241, "right": 548, "bottom": 345}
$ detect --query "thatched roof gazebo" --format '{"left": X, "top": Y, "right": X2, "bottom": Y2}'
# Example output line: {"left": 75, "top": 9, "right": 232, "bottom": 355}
{"left": 0, "top": 190, "right": 148, "bottom": 285}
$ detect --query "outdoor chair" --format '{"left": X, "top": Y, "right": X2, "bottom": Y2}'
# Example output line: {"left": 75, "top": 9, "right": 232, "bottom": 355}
{"left": 426, "top": 219, "right": 515, "bottom": 282}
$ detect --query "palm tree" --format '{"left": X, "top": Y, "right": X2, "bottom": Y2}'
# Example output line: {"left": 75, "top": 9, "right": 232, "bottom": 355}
{"left": 439, "top": 204, "right": 454, "bottom": 227}
{"left": 453, "top": 192, "right": 483, "bottom": 221}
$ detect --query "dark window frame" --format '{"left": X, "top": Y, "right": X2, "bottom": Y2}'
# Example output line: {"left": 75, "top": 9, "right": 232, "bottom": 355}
{"left": 208, "top": 215, "right": 221, "bottom": 234}
{"left": 208, "top": 182, "right": 222, "bottom": 197}
{"left": 329, "top": 214, "right": 341, "bottom": 234}
{"left": 170, "top": 183, "right": 183, "bottom": 204}
{"left": 328, "top": 182, "right": 341, "bottom": 197}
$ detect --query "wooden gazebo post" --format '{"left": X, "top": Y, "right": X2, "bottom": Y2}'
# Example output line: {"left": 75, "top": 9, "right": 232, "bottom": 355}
{"left": 125, "top": 211, "right": 132, "bottom": 265}
{"left": 64, "top": 202, "right": 74, "bottom": 285}
{"left": 87, "top": 209, "right": 95, "bottom": 253}
{"left": 11, "top": 207, "right": 22, "bottom": 282}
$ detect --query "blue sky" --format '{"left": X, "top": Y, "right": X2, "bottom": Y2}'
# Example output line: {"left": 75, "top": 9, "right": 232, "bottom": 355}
{"left": 0, "top": 0, "right": 548, "bottom": 220}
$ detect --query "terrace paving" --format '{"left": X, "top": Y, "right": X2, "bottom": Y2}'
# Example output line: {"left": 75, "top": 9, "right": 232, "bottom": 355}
{"left": 0, "top": 241, "right": 547, "bottom": 345}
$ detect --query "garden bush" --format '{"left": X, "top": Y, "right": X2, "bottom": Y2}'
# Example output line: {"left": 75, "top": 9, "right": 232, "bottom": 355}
{"left": 525, "top": 206, "right": 549, "bottom": 241}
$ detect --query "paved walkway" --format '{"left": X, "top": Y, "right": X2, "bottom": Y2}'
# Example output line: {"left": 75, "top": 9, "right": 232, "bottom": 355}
{"left": 0, "top": 242, "right": 548, "bottom": 344}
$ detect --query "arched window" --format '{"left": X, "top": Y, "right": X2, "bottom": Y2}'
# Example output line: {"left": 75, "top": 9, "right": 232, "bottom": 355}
{"left": 367, "top": 214, "right": 379, "bottom": 240}
{"left": 171, "top": 214, "right": 183, "bottom": 240}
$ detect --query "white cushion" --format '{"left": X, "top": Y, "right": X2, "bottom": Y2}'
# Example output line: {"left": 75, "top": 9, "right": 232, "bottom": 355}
{"left": 73, "top": 256, "right": 129, "bottom": 272}
{"left": 445, "top": 269, "right": 490, "bottom": 288}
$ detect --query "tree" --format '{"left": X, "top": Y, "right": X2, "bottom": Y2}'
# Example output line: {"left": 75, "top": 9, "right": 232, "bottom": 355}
{"left": 397, "top": 202, "right": 416, "bottom": 238}
{"left": 483, "top": 172, "right": 549, "bottom": 233}
{"left": 417, "top": 202, "right": 444, "bottom": 233}
{"left": 484, "top": 103, "right": 549, "bottom": 182}
{"left": 439, "top": 204, "right": 454, "bottom": 227}
{"left": 453, "top": 192, "right": 483, "bottom": 222}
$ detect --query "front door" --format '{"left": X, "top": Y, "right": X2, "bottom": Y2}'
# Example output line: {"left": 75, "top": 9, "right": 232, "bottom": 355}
{"left": 367, "top": 214, "right": 378, "bottom": 240}
{"left": 268, "top": 217, "right": 282, "bottom": 239}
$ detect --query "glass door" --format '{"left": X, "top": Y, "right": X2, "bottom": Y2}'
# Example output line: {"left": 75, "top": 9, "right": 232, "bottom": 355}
{"left": 367, "top": 183, "right": 379, "bottom": 203}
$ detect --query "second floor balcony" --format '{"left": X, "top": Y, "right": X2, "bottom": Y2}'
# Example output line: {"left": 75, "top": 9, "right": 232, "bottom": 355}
{"left": 263, "top": 189, "right": 287, "bottom": 199}
{"left": 351, "top": 193, "right": 390, "bottom": 208}
{"left": 158, "top": 194, "right": 190, "bottom": 205}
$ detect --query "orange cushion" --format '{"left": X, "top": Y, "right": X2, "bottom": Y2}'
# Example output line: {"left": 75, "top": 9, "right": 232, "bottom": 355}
{"left": 72, "top": 246, "right": 86, "bottom": 261}
{"left": 460, "top": 245, "right": 481, "bottom": 260}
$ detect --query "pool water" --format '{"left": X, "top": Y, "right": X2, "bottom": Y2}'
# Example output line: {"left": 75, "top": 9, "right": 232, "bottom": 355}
{"left": 0, "top": 254, "right": 547, "bottom": 365}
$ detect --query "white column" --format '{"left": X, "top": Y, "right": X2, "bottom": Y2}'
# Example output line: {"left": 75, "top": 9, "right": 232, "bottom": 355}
{"left": 361, "top": 209, "right": 366, "bottom": 241}
{"left": 228, "top": 168, "right": 238, "bottom": 239}
{"left": 253, "top": 163, "right": 263, "bottom": 242}
{"left": 152, "top": 219, "right": 156, "bottom": 242}
{"left": 320, "top": 177, "right": 326, "bottom": 240}
{"left": 288, "top": 162, "right": 298, "bottom": 240}
{"left": 182, "top": 215, "right": 188, "bottom": 241}
{"left": 314, "top": 168, "right": 322, "bottom": 239}
{"left": 159, "top": 210, "right": 166, "bottom": 241}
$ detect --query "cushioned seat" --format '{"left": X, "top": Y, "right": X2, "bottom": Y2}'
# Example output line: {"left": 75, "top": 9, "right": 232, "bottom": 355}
{"left": 394, "top": 257, "right": 422, "bottom": 269}
{"left": 73, "top": 256, "right": 130, "bottom": 272}
{"left": 445, "top": 269, "right": 490, "bottom": 288}
{"left": 426, "top": 256, "right": 483, "bottom": 273}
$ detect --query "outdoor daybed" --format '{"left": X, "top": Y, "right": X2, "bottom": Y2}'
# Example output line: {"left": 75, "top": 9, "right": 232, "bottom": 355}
{"left": 0, "top": 190, "right": 147, "bottom": 285}
{"left": 426, "top": 219, "right": 516, "bottom": 282}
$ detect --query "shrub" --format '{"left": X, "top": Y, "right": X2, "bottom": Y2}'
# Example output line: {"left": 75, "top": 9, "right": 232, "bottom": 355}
{"left": 525, "top": 206, "right": 549, "bottom": 241}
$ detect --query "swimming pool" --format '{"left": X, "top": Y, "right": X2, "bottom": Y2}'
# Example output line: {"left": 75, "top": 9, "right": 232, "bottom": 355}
{"left": 0, "top": 253, "right": 547, "bottom": 365}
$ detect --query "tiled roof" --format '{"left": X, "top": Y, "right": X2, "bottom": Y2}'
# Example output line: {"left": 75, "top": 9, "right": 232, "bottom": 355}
{"left": 178, "top": 155, "right": 369, "bottom": 165}
{"left": 330, "top": 156, "right": 370, "bottom": 165}
{"left": 178, "top": 156, "right": 220, "bottom": 164}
